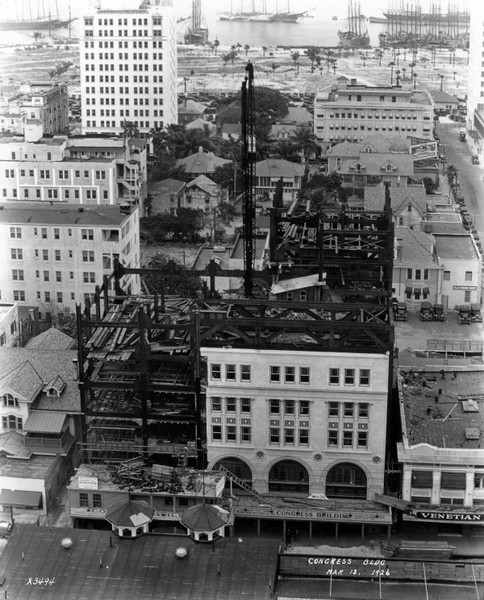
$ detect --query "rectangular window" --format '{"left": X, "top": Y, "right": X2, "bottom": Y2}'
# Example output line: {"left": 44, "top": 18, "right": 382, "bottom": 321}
{"left": 240, "top": 426, "right": 251, "bottom": 442}
{"left": 329, "top": 368, "right": 340, "bottom": 385}
{"left": 464, "top": 290, "right": 471, "bottom": 303}
{"left": 82, "top": 228, "right": 94, "bottom": 240}
{"left": 211, "top": 397, "right": 221, "bottom": 412}
{"left": 284, "top": 400, "right": 295, "bottom": 415}
{"left": 344, "top": 368, "right": 355, "bottom": 385}
{"left": 42, "top": 249, "right": 49, "bottom": 261}
{"left": 328, "top": 430, "right": 338, "bottom": 446}
{"left": 343, "top": 430, "right": 353, "bottom": 446}
{"left": 343, "top": 402, "right": 354, "bottom": 417}
{"left": 240, "top": 398, "right": 251, "bottom": 413}
{"left": 10, "top": 248, "right": 23, "bottom": 260}
{"left": 13, "top": 290, "right": 25, "bottom": 302}
{"left": 270, "top": 427, "right": 280, "bottom": 443}
{"left": 226, "top": 426, "right": 237, "bottom": 442}
{"left": 211, "top": 425, "right": 222, "bottom": 441}
{"left": 79, "top": 492, "right": 89, "bottom": 507}
{"left": 54, "top": 228, "right": 60, "bottom": 239}
{"left": 43, "top": 271, "right": 50, "bottom": 282}
{"left": 270, "top": 399, "right": 280, "bottom": 414}
{"left": 299, "top": 367, "right": 310, "bottom": 384}
{"left": 225, "top": 364, "right": 236, "bottom": 381}
{"left": 92, "top": 493, "right": 102, "bottom": 508}
{"left": 240, "top": 365, "right": 251, "bottom": 382}
{"left": 211, "top": 363, "right": 221, "bottom": 380}
{"left": 226, "top": 397, "right": 236, "bottom": 412}
{"left": 10, "top": 227, "right": 21, "bottom": 239}
{"left": 55, "top": 271, "right": 62, "bottom": 282}
{"left": 55, "top": 250, "right": 61, "bottom": 261}
{"left": 57, "top": 292, "right": 63, "bottom": 303}
{"left": 284, "top": 366, "right": 295, "bottom": 383}
{"left": 299, "top": 401, "right": 309, "bottom": 416}
{"left": 329, "top": 402, "right": 339, "bottom": 417}
{"left": 270, "top": 365, "right": 280, "bottom": 383}
{"left": 359, "top": 369, "right": 370, "bottom": 386}
{"left": 358, "top": 403, "right": 369, "bottom": 418}
{"left": 443, "top": 271, "right": 450, "bottom": 281}
{"left": 465, "top": 271, "right": 473, "bottom": 281}
{"left": 82, "top": 251, "right": 95, "bottom": 262}
{"left": 299, "top": 428, "right": 309, "bottom": 445}
{"left": 357, "top": 431, "right": 368, "bottom": 448}
{"left": 284, "top": 428, "right": 295, "bottom": 444}
{"left": 41, "top": 228, "right": 47, "bottom": 239}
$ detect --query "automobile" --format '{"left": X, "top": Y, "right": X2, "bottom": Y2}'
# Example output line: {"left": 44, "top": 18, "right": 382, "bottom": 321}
{"left": 471, "top": 154, "right": 480, "bottom": 165}
{"left": 470, "top": 304, "right": 482, "bottom": 322}
{"left": 393, "top": 301, "right": 407, "bottom": 321}
{"left": 459, "top": 304, "right": 472, "bottom": 324}
{"left": 433, "top": 304, "right": 445, "bottom": 321}
{"left": 419, "top": 301, "right": 434, "bottom": 321}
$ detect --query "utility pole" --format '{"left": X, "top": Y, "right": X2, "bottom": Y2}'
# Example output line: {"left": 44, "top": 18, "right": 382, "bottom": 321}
{"left": 241, "top": 62, "right": 256, "bottom": 298}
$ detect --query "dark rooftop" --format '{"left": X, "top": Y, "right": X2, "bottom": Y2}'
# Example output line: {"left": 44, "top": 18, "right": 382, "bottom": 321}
{"left": 399, "top": 369, "right": 484, "bottom": 448}
{"left": 0, "top": 525, "right": 280, "bottom": 600}
{"left": 434, "top": 234, "right": 477, "bottom": 260}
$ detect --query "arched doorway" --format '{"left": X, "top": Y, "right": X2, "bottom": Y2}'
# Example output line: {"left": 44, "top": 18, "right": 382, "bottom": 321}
{"left": 213, "top": 457, "right": 253, "bottom": 487}
{"left": 269, "top": 460, "right": 309, "bottom": 493}
{"left": 325, "top": 463, "right": 367, "bottom": 499}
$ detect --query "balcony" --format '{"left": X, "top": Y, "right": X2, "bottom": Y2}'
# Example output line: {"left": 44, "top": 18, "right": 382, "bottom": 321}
{"left": 25, "top": 430, "right": 75, "bottom": 454}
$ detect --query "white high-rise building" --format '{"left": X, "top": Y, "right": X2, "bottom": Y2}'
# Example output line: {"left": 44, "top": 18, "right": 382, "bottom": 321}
{"left": 467, "top": 1, "right": 484, "bottom": 150}
{"left": 80, "top": 0, "right": 177, "bottom": 136}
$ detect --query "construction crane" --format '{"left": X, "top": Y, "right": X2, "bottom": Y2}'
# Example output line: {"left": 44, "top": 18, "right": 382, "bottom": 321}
{"left": 241, "top": 62, "right": 256, "bottom": 297}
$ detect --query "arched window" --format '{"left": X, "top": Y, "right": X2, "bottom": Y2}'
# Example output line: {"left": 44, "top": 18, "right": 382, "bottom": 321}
{"left": 326, "top": 463, "right": 367, "bottom": 499}
{"left": 213, "top": 458, "right": 252, "bottom": 486}
{"left": 269, "top": 460, "right": 309, "bottom": 493}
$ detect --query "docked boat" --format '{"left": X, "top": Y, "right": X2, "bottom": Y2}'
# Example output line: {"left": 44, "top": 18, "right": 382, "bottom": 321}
{"left": 184, "top": 0, "right": 209, "bottom": 45}
{"left": 219, "top": 0, "right": 309, "bottom": 23}
{"left": 338, "top": 0, "right": 370, "bottom": 49}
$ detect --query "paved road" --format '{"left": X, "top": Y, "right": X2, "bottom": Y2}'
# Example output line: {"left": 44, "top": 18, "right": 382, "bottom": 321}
{"left": 437, "top": 118, "right": 484, "bottom": 239}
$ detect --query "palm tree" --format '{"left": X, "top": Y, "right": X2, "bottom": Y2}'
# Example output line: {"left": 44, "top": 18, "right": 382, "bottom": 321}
{"left": 213, "top": 38, "right": 220, "bottom": 54}
{"left": 304, "top": 46, "right": 321, "bottom": 72}
{"left": 244, "top": 44, "right": 250, "bottom": 56}
{"left": 274, "top": 140, "right": 298, "bottom": 161}
{"left": 221, "top": 53, "right": 231, "bottom": 73}
{"left": 291, "top": 51, "right": 300, "bottom": 73}
{"left": 293, "top": 126, "right": 319, "bottom": 163}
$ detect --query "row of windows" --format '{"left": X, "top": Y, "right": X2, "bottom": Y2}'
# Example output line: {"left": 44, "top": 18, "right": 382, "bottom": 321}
{"left": 2, "top": 415, "right": 23, "bottom": 431}
{"left": 83, "top": 40, "right": 164, "bottom": 50}
{"left": 10, "top": 227, "right": 95, "bottom": 240}
{"left": 328, "top": 125, "right": 419, "bottom": 132}
{"left": 84, "top": 76, "right": 164, "bottom": 89}
{"left": 210, "top": 397, "right": 252, "bottom": 413}
{"left": 11, "top": 289, "right": 95, "bottom": 304}
{"left": 328, "top": 112, "right": 419, "bottom": 119}
{"left": 17, "top": 270, "right": 96, "bottom": 284}
{"left": 329, "top": 368, "right": 370, "bottom": 386}
{"left": 211, "top": 424, "right": 252, "bottom": 443}
{"left": 4, "top": 188, "right": 108, "bottom": 201}
{"left": 6, "top": 169, "right": 107, "bottom": 180}
{"left": 85, "top": 120, "right": 155, "bottom": 129}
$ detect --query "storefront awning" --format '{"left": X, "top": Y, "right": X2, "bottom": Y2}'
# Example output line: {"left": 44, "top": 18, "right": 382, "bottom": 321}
{"left": 23, "top": 412, "right": 66, "bottom": 434}
{"left": 0, "top": 489, "right": 42, "bottom": 508}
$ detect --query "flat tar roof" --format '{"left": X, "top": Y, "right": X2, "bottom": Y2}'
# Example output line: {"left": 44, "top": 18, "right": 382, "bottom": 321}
{"left": 434, "top": 234, "right": 477, "bottom": 260}
{"left": 0, "top": 525, "right": 280, "bottom": 600}
{"left": 0, "top": 203, "right": 133, "bottom": 226}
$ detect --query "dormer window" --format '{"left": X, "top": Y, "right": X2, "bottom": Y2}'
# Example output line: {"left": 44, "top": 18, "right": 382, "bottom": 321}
{"left": 3, "top": 394, "right": 18, "bottom": 407}
{"left": 42, "top": 376, "right": 66, "bottom": 398}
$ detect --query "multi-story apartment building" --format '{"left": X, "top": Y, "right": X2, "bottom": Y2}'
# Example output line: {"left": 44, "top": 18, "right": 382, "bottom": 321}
{"left": 314, "top": 78, "right": 434, "bottom": 150}
{"left": 0, "top": 132, "right": 147, "bottom": 209}
{"left": 0, "top": 203, "right": 140, "bottom": 318}
{"left": 1, "top": 82, "right": 68, "bottom": 135}
{"left": 80, "top": 0, "right": 177, "bottom": 136}
{"left": 467, "top": 1, "right": 484, "bottom": 149}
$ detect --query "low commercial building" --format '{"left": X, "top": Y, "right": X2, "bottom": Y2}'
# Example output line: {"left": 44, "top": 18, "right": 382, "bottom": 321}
{"left": 393, "top": 368, "right": 484, "bottom": 526}
{"left": 314, "top": 78, "right": 433, "bottom": 150}
{"left": 434, "top": 233, "right": 482, "bottom": 308}
{"left": 0, "top": 202, "right": 140, "bottom": 318}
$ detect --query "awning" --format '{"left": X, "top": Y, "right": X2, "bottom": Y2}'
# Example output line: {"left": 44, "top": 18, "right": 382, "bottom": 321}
{"left": 23, "top": 412, "right": 66, "bottom": 434}
{"left": 0, "top": 489, "right": 42, "bottom": 508}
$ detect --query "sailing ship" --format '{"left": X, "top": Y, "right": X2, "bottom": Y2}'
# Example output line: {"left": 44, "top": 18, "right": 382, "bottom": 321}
{"left": 220, "top": 0, "right": 309, "bottom": 23}
{"left": 184, "top": 0, "right": 209, "bottom": 45}
{"left": 338, "top": 0, "right": 370, "bottom": 48}
{"left": 0, "top": 0, "right": 72, "bottom": 30}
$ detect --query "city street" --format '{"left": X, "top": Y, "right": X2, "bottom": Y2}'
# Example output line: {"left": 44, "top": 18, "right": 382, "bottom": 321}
{"left": 437, "top": 118, "right": 484, "bottom": 239}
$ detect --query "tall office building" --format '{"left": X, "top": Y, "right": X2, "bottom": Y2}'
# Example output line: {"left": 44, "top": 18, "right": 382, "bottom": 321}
{"left": 80, "top": 0, "right": 178, "bottom": 136}
{"left": 467, "top": 1, "right": 484, "bottom": 148}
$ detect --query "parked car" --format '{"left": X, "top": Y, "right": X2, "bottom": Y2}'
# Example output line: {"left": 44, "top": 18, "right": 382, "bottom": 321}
{"left": 419, "top": 301, "right": 434, "bottom": 321}
{"left": 470, "top": 304, "right": 482, "bottom": 322}
{"left": 394, "top": 302, "right": 407, "bottom": 321}
{"left": 433, "top": 304, "right": 445, "bottom": 321}
{"left": 459, "top": 304, "right": 472, "bottom": 324}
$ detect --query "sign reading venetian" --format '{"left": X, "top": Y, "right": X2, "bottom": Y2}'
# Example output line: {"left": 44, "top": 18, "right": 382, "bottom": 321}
{"left": 413, "top": 511, "right": 484, "bottom": 521}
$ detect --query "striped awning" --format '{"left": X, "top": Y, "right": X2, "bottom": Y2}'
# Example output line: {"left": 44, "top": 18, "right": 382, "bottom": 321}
{"left": 23, "top": 412, "right": 66, "bottom": 434}
{"left": 0, "top": 489, "right": 42, "bottom": 508}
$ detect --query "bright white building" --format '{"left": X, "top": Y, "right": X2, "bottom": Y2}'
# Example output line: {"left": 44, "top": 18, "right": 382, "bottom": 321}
{"left": 80, "top": 0, "right": 178, "bottom": 136}
{"left": 0, "top": 132, "right": 147, "bottom": 210}
{"left": 202, "top": 347, "right": 390, "bottom": 500}
{"left": 0, "top": 203, "right": 140, "bottom": 319}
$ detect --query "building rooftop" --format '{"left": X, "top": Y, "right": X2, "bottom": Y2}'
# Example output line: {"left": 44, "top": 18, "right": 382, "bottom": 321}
{"left": 0, "top": 431, "right": 32, "bottom": 459}
{"left": 0, "top": 454, "right": 56, "bottom": 479}
{"left": 399, "top": 369, "right": 484, "bottom": 449}
{"left": 25, "top": 327, "right": 75, "bottom": 351}
{"left": 176, "top": 148, "right": 231, "bottom": 174}
{"left": 328, "top": 135, "right": 411, "bottom": 156}
{"left": 0, "top": 525, "right": 279, "bottom": 600}
{"left": 394, "top": 227, "right": 437, "bottom": 268}
{"left": 0, "top": 348, "right": 80, "bottom": 412}
{"left": 0, "top": 202, "right": 133, "bottom": 226}
{"left": 364, "top": 185, "right": 428, "bottom": 213}
{"left": 255, "top": 158, "right": 305, "bottom": 177}
{"left": 434, "top": 233, "right": 478, "bottom": 261}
